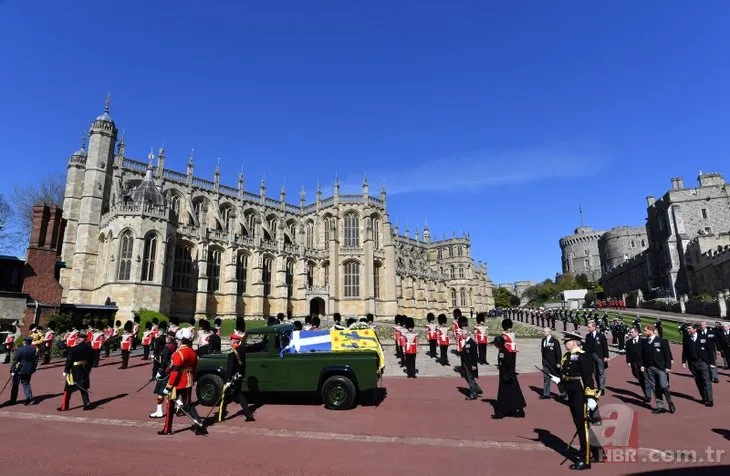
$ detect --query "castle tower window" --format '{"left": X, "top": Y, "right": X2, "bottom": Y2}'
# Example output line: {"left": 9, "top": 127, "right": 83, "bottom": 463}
{"left": 701, "top": 208, "right": 708, "bottom": 219}
{"left": 344, "top": 212, "right": 359, "bottom": 248}
{"left": 117, "top": 231, "right": 133, "bottom": 281}
{"left": 372, "top": 218, "right": 380, "bottom": 249}
{"left": 170, "top": 195, "right": 180, "bottom": 223}
{"left": 306, "top": 221, "right": 314, "bottom": 248}
{"left": 459, "top": 266, "right": 464, "bottom": 279}
{"left": 450, "top": 266, "right": 455, "bottom": 279}
{"left": 344, "top": 260, "right": 360, "bottom": 297}
{"left": 373, "top": 262, "right": 381, "bottom": 298}
{"left": 458, "top": 246, "right": 463, "bottom": 257}
{"left": 236, "top": 253, "right": 248, "bottom": 295}
{"left": 307, "top": 262, "right": 314, "bottom": 288}
{"left": 438, "top": 248, "right": 442, "bottom": 259}
{"left": 207, "top": 248, "right": 221, "bottom": 292}
{"left": 460, "top": 288, "right": 467, "bottom": 307}
{"left": 246, "top": 213, "right": 256, "bottom": 238}
{"left": 286, "top": 260, "right": 294, "bottom": 299}
{"left": 324, "top": 262, "right": 329, "bottom": 287}
{"left": 449, "top": 247, "right": 453, "bottom": 258}
{"left": 631, "top": 240, "right": 636, "bottom": 248}
{"left": 172, "top": 244, "right": 195, "bottom": 290}
{"left": 324, "top": 218, "right": 331, "bottom": 250}
{"left": 641, "top": 239, "right": 646, "bottom": 247}
{"left": 141, "top": 233, "right": 157, "bottom": 282}
{"left": 451, "top": 288, "right": 457, "bottom": 307}
{"left": 221, "top": 206, "right": 233, "bottom": 232}
{"left": 263, "top": 257, "right": 272, "bottom": 296}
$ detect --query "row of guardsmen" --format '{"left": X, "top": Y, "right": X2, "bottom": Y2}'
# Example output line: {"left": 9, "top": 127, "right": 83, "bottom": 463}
{"left": 391, "top": 309, "right": 493, "bottom": 378}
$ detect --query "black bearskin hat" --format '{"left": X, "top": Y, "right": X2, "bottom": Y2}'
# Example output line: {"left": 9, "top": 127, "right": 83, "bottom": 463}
{"left": 123, "top": 320, "right": 134, "bottom": 332}
{"left": 501, "top": 318, "right": 513, "bottom": 331}
{"left": 267, "top": 316, "right": 278, "bottom": 326}
{"left": 277, "top": 313, "right": 285, "bottom": 322}
{"left": 366, "top": 313, "right": 374, "bottom": 323}
{"left": 294, "top": 321, "right": 303, "bottom": 331}
{"left": 9, "top": 326, "right": 16, "bottom": 333}
{"left": 476, "top": 313, "right": 485, "bottom": 324}
{"left": 452, "top": 308, "right": 462, "bottom": 319}
{"left": 152, "top": 317, "right": 159, "bottom": 325}
{"left": 133, "top": 314, "right": 141, "bottom": 324}
{"left": 333, "top": 313, "right": 342, "bottom": 323}
{"left": 346, "top": 318, "right": 357, "bottom": 327}
{"left": 406, "top": 317, "right": 415, "bottom": 330}
{"left": 305, "top": 315, "right": 312, "bottom": 324}
{"left": 426, "top": 312, "right": 435, "bottom": 322}
{"left": 48, "top": 321, "right": 57, "bottom": 331}
{"left": 170, "top": 316, "right": 180, "bottom": 326}
{"left": 214, "top": 318, "right": 222, "bottom": 327}
{"left": 29, "top": 324, "right": 36, "bottom": 332}
{"left": 145, "top": 321, "right": 152, "bottom": 330}
{"left": 311, "top": 316, "right": 321, "bottom": 328}
{"left": 199, "top": 319, "right": 210, "bottom": 331}
{"left": 188, "top": 317, "right": 195, "bottom": 325}
{"left": 458, "top": 316, "right": 468, "bottom": 329}
{"left": 359, "top": 317, "right": 367, "bottom": 323}
{"left": 115, "top": 320, "right": 121, "bottom": 327}
{"left": 158, "top": 321, "right": 168, "bottom": 330}
{"left": 393, "top": 316, "right": 399, "bottom": 324}
{"left": 437, "top": 314, "right": 447, "bottom": 325}
{"left": 235, "top": 316, "right": 246, "bottom": 332}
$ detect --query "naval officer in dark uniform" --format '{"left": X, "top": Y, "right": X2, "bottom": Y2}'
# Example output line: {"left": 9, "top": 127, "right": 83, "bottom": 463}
{"left": 560, "top": 331, "right": 600, "bottom": 471}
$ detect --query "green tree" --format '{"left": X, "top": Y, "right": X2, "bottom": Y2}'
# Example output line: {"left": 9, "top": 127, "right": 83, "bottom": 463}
{"left": 494, "top": 287, "right": 520, "bottom": 308}
{"left": 575, "top": 273, "right": 591, "bottom": 288}
{"left": 584, "top": 291, "right": 596, "bottom": 306}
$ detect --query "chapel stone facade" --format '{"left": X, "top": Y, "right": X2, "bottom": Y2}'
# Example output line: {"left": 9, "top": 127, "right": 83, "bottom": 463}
{"left": 59, "top": 101, "right": 494, "bottom": 322}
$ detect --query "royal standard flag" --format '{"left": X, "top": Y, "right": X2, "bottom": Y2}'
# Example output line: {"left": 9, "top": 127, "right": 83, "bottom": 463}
{"left": 331, "top": 329, "right": 385, "bottom": 372}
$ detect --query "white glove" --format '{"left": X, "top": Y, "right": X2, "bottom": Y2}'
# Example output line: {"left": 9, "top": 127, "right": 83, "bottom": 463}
{"left": 587, "top": 398, "right": 597, "bottom": 411}
{"left": 550, "top": 376, "right": 560, "bottom": 384}
{"left": 10, "top": 373, "right": 14, "bottom": 378}
{"left": 62, "top": 372, "right": 67, "bottom": 377}
{"left": 155, "top": 372, "right": 162, "bottom": 380}
{"left": 162, "top": 388, "right": 169, "bottom": 395}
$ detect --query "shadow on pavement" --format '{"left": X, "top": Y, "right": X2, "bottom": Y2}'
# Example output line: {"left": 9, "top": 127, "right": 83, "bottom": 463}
{"left": 711, "top": 428, "right": 730, "bottom": 440}
{"left": 92, "top": 393, "right": 128, "bottom": 408}
{"left": 531, "top": 428, "right": 576, "bottom": 461}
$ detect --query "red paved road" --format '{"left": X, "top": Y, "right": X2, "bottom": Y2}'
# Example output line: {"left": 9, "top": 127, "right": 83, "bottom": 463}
{"left": 0, "top": 348, "right": 728, "bottom": 475}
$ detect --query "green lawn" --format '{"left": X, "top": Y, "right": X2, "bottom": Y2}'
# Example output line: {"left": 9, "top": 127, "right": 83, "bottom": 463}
{"left": 605, "top": 311, "right": 684, "bottom": 343}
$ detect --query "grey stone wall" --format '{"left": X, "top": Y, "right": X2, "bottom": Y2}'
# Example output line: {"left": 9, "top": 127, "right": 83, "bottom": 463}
{"left": 559, "top": 226, "right": 604, "bottom": 281}
{"left": 598, "top": 226, "right": 648, "bottom": 274}
{"left": 600, "top": 252, "right": 649, "bottom": 298}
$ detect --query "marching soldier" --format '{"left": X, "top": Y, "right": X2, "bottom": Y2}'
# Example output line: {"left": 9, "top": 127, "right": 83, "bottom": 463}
{"left": 169, "top": 316, "right": 180, "bottom": 335}
{"left": 58, "top": 332, "right": 94, "bottom": 411}
{"left": 436, "top": 314, "right": 451, "bottom": 366}
{"left": 120, "top": 321, "right": 133, "bottom": 369}
{"left": 460, "top": 316, "right": 482, "bottom": 400}
{"left": 141, "top": 322, "right": 153, "bottom": 360}
{"left": 571, "top": 312, "right": 579, "bottom": 332}
{"left": 561, "top": 310, "right": 569, "bottom": 332}
{"left": 63, "top": 325, "right": 79, "bottom": 358}
{"left": 655, "top": 319, "right": 664, "bottom": 339}
{"left": 584, "top": 321, "right": 608, "bottom": 395}
{"left": 425, "top": 313, "right": 438, "bottom": 358}
{"left": 682, "top": 324, "right": 715, "bottom": 407}
{"left": 4, "top": 326, "right": 17, "bottom": 364}
{"left": 559, "top": 331, "right": 601, "bottom": 470}
{"left": 197, "top": 319, "right": 211, "bottom": 357}
{"left": 103, "top": 322, "right": 113, "bottom": 357}
{"left": 474, "top": 313, "right": 489, "bottom": 365}
{"left": 492, "top": 332, "right": 526, "bottom": 419}
{"left": 132, "top": 315, "right": 141, "bottom": 351}
{"left": 403, "top": 317, "right": 418, "bottom": 378}
{"left": 625, "top": 326, "right": 648, "bottom": 401}
{"left": 616, "top": 321, "right": 628, "bottom": 354}
{"left": 90, "top": 322, "right": 105, "bottom": 367}
{"left": 366, "top": 313, "right": 375, "bottom": 328}
{"left": 209, "top": 318, "right": 222, "bottom": 354}
{"left": 331, "top": 314, "right": 345, "bottom": 330}
{"left": 151, "top": 321, "right": 169, "bottom": 380}
{"left": 112, "top": 320, "right": 121, "bottom": 351}
{"left": 41, "top": 323, "right": 56, "bottom": 365}
{"left": 150, "top": 327, "right": 177, "bottom": 419}
{"left": 158, "top": 328, "right": 207, "bottom": 436}
{"left": 218, "top": 318, "right": 255, "bottom": 422}
{"left": 7, "top": 336, "right": 38, "bottom": 406}
{"left": 309, "top": 316, "right": 320, "bottom": 330}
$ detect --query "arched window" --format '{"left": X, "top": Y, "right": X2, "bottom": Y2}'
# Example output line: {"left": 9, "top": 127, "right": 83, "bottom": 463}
{"left": 344, "top": 212, "right": 359, "bottom": 248}
{"left": 207, "top": 248, "right": 221, "bottom": 292}
{"left": 246, "top": 212, "right": 256, "bottom": 238}
{"left": 117, "top": 231, "right": 133, "bottom": 281}
{"left": 263, "top": 257, "right": 272, "bottom": 296}
{"left": 373, "top": 262, "right": 381, "bottom": 298}
{"left": 172, "top": 244, "right": 195, "bottom": 290}
{"left": 221, "top": 206, "right": 233, "bottom": 232}
{"left": 170, "top": 195, "right": 181, "bottom": 223}
{"left": 460, "top": 288, "right": 467, "bottom": 307}
{"left": 324, "top": 218, "right": 331, "bottom": 249}
{"left": 438, "top": 248, "right": 442, "bottom": 260}
{"left": 323, "top": 262, "right": 330, "bottom": 287}
{"left": 236, "top": 253, "right": 248, "bottom": 295}
{"left": 449, "top": 246, "right": 453, "bottom": 258}
{"left": 267, "top": 217, "right": 277, "bottom": 240}
{"left": 141, "top": 233, "right": 157, "bottom": 282}
{"left": 450, "top": 266, "right": 455, "bottom": 279}
{"left": 641, "top": 239, "right": 646, "bottom": 247}
{"left": 630, "top": 240, "right": 636, "bottom": 248}
{"left": 286, "top": 260, "right": 294, "bottom": 299}
{"left": 306, "top": 221, "right": 314, "bottom": 248}
{"left": 458, "top": 246, "right": 463, "bottom": 257}
{"left": 307, "top": 262, "right": 314, "bottom": 288}
{"left": 451, "top": 288, "right": 457, "bottom": 307}
{"left": 193, "top": 200, "right": 207, "bottom": 227}
{"left": 372, "top": 218, "right": 380, "bottom": 249}
{"left": 344, "top": 261, "right": 360, "bottom": 297}
{"left": 459, "top": 267, "right": 464, "bottom": 279}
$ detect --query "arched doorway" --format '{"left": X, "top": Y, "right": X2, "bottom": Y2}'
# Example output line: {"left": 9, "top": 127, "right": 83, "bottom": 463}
{"left": 309, "top": 297, "right": 325, "bottom": 317}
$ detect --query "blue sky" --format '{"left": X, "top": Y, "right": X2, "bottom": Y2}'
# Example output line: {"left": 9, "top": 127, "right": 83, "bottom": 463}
{"left": 2, "top": 1, "right": 730, "bottom": 284}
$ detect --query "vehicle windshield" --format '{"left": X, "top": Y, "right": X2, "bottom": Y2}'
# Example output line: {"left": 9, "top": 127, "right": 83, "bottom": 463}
{"left": 277, "top": 330, "right": 291, "bottom": 350}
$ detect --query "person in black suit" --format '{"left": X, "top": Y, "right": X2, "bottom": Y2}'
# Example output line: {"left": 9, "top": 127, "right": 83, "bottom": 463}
{"left": 7, "top": 336, "right": 38, "bottom": 406}
{"left": 719, "top": 322, "right": 730, "bottom": 369}
{"left": 640, "top": 325, "right": 675, "bottom": 414}
{"left": 540, "top": 328, "right": 565, "bottom": 399}
{"left": 682, "top": 324, "right": 715, "bottom": 407}
{"left": 625, "top": 327, "right": 648, "bottom": 402}
{"left": 459, "top": 317, "right": 483, "bottom": 400}
{"left": 58, "top": 332, "right": 95, "bottom": 411}
{"left": 583, "top": 322, "right": 608, "bottom": 394}
{"left": 699, "top": 321, "right": 719, "bottom": 383}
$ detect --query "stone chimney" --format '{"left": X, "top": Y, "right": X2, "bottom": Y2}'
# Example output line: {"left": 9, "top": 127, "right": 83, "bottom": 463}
{"left": 646, "top": 196, "right": 655, "bottom": 207}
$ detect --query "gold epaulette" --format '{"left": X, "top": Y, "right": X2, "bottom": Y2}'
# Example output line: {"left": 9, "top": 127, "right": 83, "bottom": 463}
{"left": 584, "top": 387, "right": 600, "bottom": 399}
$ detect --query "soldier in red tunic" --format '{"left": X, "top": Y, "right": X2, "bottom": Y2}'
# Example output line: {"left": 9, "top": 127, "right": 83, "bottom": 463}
{"left": 141, "top": 322, "right": 153, "bottom": 360}
{"left": 3, "top": 326, "right": 16, "bottom": 364}
{"left": 90, "top": 321, "right": 105, "bottom": 367}
{"left": 436, "top": 314, "right": 451, "bottom": 366}
{"left": 120, "top": 321, "right": 133, "bottom": 369}
{"left": 425, "top": 313, "right": 438, "bottom": 358}
{"left": 403, "top": 317, "right": 418, "bottom": 378}
{"left": 474, "top": 313, "right": 489, "bottom": 365}
{"left": 159, "top": 328, "right": 207, "bottom": 436}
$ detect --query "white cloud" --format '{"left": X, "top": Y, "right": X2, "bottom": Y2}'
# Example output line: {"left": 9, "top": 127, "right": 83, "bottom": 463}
{"left": 329, "top": 145, "right": 607, "bottom": 195}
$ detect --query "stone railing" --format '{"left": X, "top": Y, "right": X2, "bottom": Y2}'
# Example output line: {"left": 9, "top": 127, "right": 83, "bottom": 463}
{"left": 122, "top": 158, "right": 148, "bottom": 173}
{"left": 303, "top": 248, "right": 328, "bottom": 259}
{"left": 307, "top": 285, "right": 329, "bottom": 294}
{"left": 208, "top": 229, "right": 229, "bottom": 241}
{"left": 340, "top": 245, "right": 362, "bottom": 253}
{"left": 219, "top": 184, "right": 239, "bottom": 198}
{"left": 283, "top": 243, "right": 298, "bottom": 255}
{"left": 163, "top": 169, "right": 188, "bottom": 184}
{"left": 100, "top": 203, "right": 168, "bottom": 228}
{"left": 68, "top": 155, "right": 86, "bottom": 166}
{"left": 177, "top": 225, "right": 200, "bottom": 238}
{"left": 192, "top": 177, "right": 216, "bottom": 191}
{"left": 235, "top": 236, "right": 255, "bottom": 247}
{"left": 261, "top": 240, "right": 278, "bottom": 252}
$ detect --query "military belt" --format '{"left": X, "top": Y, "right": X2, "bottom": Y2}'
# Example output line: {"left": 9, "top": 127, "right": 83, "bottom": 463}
{"left": 73, "top": 361, "right": 86, "bottom": 366}
{"left": 563, "top": 376, "right": 582, "bottom": 381}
